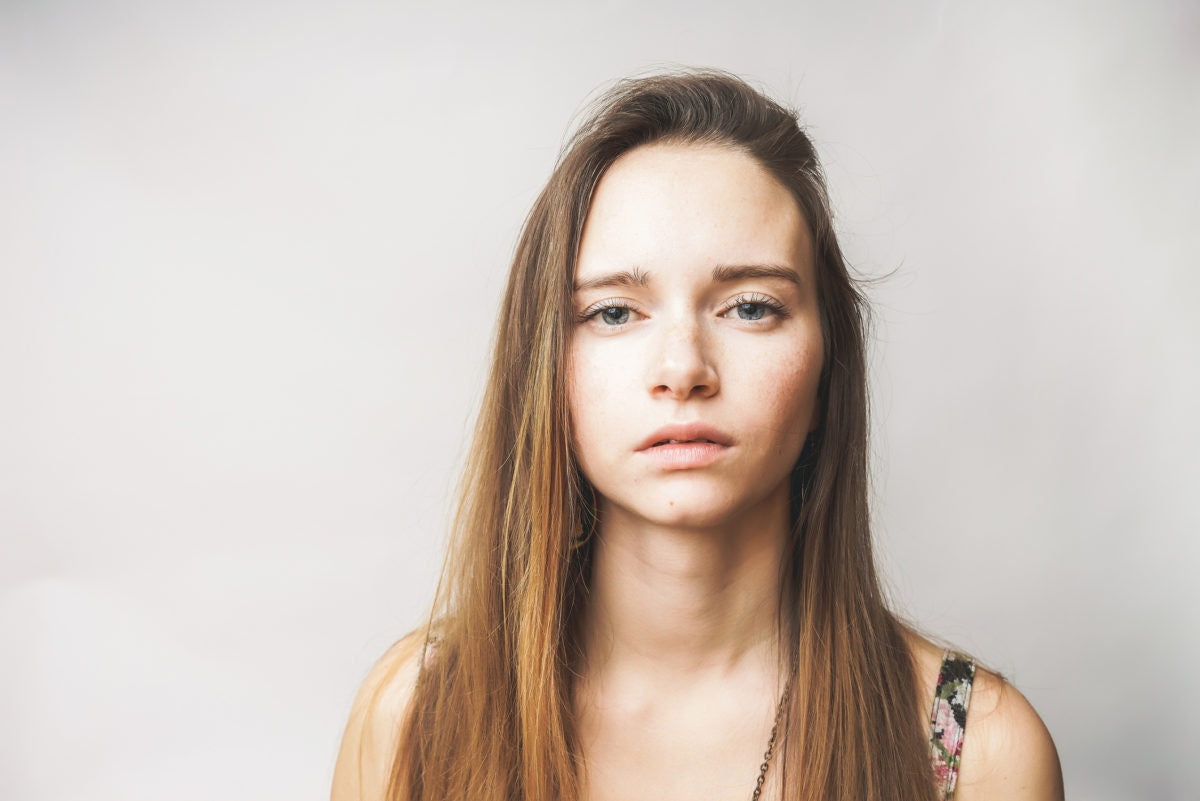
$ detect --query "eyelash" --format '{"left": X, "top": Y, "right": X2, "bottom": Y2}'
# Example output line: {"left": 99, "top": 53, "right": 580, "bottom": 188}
{"left": 720, "top": 293, "right": 791, "bottom": 321}
{"left": 576, "top": 294, "right": 790, "bottom": 325}
{"left": 576, "top": 297, "right": 638, "bottom": 325}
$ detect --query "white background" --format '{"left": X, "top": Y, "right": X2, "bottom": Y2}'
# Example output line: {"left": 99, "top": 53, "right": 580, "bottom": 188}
{"left": 2, "top": 1, "right": 1197, "bottom": 799}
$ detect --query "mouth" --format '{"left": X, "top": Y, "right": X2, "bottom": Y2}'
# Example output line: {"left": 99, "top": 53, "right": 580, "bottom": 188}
{"left": 636, "top": 423, "right": 733, "bottom": 452}
{"left": 636, "top": 427, "right": 731, "bottom": 471}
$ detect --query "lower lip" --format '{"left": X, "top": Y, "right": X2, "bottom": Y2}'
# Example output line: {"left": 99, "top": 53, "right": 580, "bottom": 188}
{"left": 637, "top": 442, "right": 730, "bottom": 470}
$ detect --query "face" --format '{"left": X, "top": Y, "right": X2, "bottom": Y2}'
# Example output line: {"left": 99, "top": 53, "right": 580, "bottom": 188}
{"left": 567, "top": 142, "right": 824, "bottom": 531}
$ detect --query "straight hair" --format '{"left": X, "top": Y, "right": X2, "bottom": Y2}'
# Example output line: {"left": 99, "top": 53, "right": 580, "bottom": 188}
{"left": 389, "top": 69, "right": 936, "bottom": 801}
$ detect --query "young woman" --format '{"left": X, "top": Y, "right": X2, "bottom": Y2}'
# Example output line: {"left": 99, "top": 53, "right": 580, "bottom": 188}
{"left": 331, "top": 70, "right": 1063, "bottom": 801}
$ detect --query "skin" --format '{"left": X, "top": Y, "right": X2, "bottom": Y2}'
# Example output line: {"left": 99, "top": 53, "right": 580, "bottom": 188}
{"left": 566, "top": 143, "right": 822, "bottom": 799}
{"left": 330, "top": 142, "right": 1064, "bottom": 801}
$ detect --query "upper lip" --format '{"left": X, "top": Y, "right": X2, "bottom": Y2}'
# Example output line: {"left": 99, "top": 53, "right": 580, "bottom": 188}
{"left": 636, "top": 422, "right": 734, "bottom": 451}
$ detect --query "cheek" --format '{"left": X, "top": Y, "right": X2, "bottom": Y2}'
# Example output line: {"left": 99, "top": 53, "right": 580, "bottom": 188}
{"left": 747, "top": 338, "right": 824, "bottom": 434}
{"left": 566, "top": 344, "right": 616, "bottom": 469}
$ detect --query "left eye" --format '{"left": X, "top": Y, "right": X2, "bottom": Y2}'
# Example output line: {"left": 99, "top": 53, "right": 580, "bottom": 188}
{"left": 721, "top": 294, "right": 787, "bottom": 322}
{"left": 732, "top": 302, "right": 768, "bottom": 321}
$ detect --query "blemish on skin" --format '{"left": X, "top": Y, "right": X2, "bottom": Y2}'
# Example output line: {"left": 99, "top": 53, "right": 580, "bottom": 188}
{"left": 669, "top": 501, "right": 675, "bottom": 507}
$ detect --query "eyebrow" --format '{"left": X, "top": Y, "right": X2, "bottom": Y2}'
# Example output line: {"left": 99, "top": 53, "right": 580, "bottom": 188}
{"left": 573, "top": 267, "right": 651, "bottom": 292}
{"left": 711, "top": 263, "right": 804, "bottom": 287}
{"left": 573, "top": 263, "right": 803, "bottom": 292}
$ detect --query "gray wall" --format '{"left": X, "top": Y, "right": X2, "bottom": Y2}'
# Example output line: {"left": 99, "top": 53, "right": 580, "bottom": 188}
{"left": 2, "top": 1, "right": 1196, "bottom": 799}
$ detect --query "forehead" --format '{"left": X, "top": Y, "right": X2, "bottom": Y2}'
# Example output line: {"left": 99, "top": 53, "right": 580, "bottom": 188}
{"left": 576, "top": 142, "right": 814, "bottom": 281}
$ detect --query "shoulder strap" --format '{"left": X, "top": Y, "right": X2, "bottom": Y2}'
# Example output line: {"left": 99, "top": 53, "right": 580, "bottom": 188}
{"left": 929, "top": 650, "right": 976, "bottom": 799}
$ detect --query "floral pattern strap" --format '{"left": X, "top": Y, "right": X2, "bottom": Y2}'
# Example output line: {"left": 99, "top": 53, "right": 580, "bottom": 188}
{"left": 929, "top": 650, "right": 976, "bottom": 799}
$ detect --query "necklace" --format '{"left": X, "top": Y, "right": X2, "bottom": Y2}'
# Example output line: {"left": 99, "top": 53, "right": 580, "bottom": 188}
{"left": 750, "top": 666, "right": 795, "bottom": 801}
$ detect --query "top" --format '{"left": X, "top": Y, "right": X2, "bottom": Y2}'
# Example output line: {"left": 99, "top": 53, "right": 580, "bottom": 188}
{"left": 929, "top": 651, "right": 977, "bottom": 800}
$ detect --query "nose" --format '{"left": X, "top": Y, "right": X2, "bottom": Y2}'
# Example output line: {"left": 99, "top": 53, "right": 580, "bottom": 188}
{"left": 648, "top": 318, "right": 720, "bottom": 401}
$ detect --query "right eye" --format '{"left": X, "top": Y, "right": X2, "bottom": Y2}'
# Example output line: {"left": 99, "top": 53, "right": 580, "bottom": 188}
{"left": 578, "top": 300, "right": 644, "bottom": 327}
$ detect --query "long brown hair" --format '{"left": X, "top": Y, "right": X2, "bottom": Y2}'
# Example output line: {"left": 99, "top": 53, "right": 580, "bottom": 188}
{"left": 390, "top": 69, "right": 935, "bottom": 801}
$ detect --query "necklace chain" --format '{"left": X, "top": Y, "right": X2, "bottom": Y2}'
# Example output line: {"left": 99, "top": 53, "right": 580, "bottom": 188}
{"left": 750, "top": 664, "right": 795, "bottom": 801}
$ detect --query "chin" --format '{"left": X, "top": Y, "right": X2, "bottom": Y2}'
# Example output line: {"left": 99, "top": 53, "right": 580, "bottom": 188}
{"left": 610, "top": 484, "right": 759, "bottom": 531}
{"left": 590, "top": 463, "right": 795, "bottom": 531}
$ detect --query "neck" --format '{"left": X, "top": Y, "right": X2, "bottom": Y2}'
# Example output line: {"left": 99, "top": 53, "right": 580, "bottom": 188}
{"left": 580, "top": 483, "right": 791, "bottom": 683}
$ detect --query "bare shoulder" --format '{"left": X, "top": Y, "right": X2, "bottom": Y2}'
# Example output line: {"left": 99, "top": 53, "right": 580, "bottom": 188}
{"left": 902, "top": 628, "right": 1064, "bottom": 801}
{"left": 330, "top": 630, "right": 428, "bottom": 801}
{"left": 953, "top": 666, "right": 1064, "bottom": 801}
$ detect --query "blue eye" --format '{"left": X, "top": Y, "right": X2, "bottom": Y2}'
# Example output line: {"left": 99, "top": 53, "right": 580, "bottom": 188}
{"left": 723, "top": 294, "right": 789, "bottom": 322}
{"left": 735, "top": 302, "right": 767, "bottom": 321}
{"left": 600, "top": 306, "right": 631, "bottom": 325}
{"left": 578, "top": 295, "right": 787, "bottom": 328}
{"left": 578, "top": 300, "right": 641, "bottom": 327}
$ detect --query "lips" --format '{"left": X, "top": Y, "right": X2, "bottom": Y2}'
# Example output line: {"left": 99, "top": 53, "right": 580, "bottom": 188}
{"left": 636, "top": 422, "right": 733, "bottom": 452}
